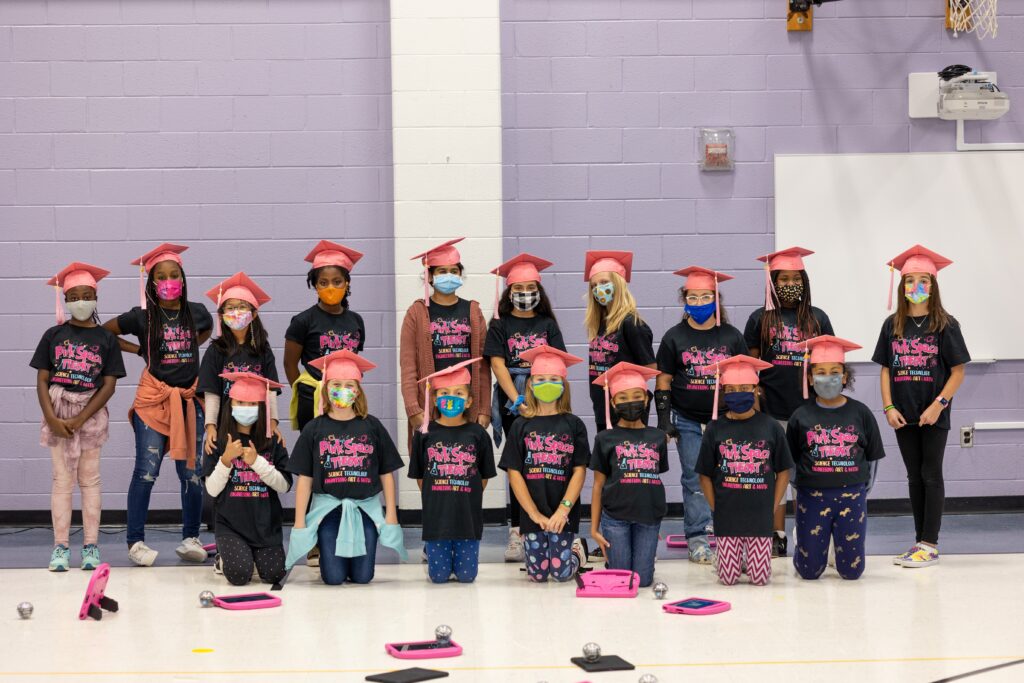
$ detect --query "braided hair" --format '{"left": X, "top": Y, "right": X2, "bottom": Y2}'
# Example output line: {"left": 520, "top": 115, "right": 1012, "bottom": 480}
{"left": 306, "top": 265, "right": 351, "bottom": 310}
{"left": 759, "top": 270, "right": 821, "bottom": 352}
{"left": 143, "top": 268, "right": 197, "bottom": 368}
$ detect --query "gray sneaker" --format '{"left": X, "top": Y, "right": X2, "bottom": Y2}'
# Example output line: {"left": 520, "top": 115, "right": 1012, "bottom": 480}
{"left": 175, "top": 537, "right": 207, "bottom": 563}
{"left": 504, "top": 528, "right": 525, "bottom": 562}
{"left": 128, "top": 541, "right": 158, "bottom": 567}
{"left": 688, "top": 537, "right": 714, "bottom": 565}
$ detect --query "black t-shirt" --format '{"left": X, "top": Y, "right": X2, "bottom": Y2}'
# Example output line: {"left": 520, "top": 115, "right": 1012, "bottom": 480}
{"left": 284, "top": 304, "right": 365, "bottom": 381}
{"left": 203, "top": 434, "right": 292, "bottom": 548}
{"left": 695, "top": 412, "right": 794, "bottom": 538}
{"left": 287, "top": 414, "right": 403, "bottom": 500}
{"left": 589, "top": 426, "right": 670, "bottom": 525}
{"left": 428, "top": 298, "right": 473, "bottom": 371}
{"left": 743, "top": 306, "right": 833, "bottom": 420}
{"left": 197, "top": 343, "right": 280, "bottom": 398}
{"left": 498, "top": 414, "right": 591, "bottom": 534}
{"left": 485, "top": 314, "right": 565, "bottom": 402}
{"left": 30, "top": 323, "right": 126, "bottom": 392}
{"left": 588, "top": 314, "right": 656, "bottom": 419}
{"left": 787, "top": 399, "right": 886, "bottom": 489}
{"left": 408, "top": 422, "right": 496, "bottom": 541}
{"left": 656, "top": 320, "right": 748, "bottom": 423}
{"left": 871, "top": 316, "right": 971, "bottom": 431}
{"left": 116, "top": 303, "right": 213, "bottom": 388}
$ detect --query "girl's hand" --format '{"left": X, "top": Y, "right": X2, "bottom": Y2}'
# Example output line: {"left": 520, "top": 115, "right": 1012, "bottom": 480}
{"left": 918, "top": 402, "right": 943, "bottom": 427}
{"left": 385, "top": 510, "right": 399, "bottom": 526}
{"left": 529, "top": 511, "right": 550, "bottom": 530}
{"left": 591, "top": 529, "right": 610, "bottom": 556}
{"left": 47, "top": 416, "right": 72, "bottom": 439}
{"left": 241, "top": 446, "right": 258, "bottom": 467}
{"left": 273, "top": 424, "right": 286, "bottom": 447}
{"left": 65, "top": 415, "right": 85, "bottom": 433}
{"left": 885, "top": 408, "right": 907, "bottom": 430}
{"left": 204, "top": 425, "right": 218, "bottom": 455}
{"left": 547, "top": 509, "right": 568, "bottom": 534}
{"left": 477, "top": 414, "right": 491, "bottom": 429}
{"left": 223, "top": 437, "right": 244, "bottom": 460}
{"left": 293, "top": 520, "right": 305, "bottom": 530}
{"left": 409, "top": 412, "right": 424, "bottom": 431}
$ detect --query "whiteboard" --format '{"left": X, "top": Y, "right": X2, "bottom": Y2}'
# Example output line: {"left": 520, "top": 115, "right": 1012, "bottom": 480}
{"left": 775, "top": 152, "right": 1024, "bottom": 362}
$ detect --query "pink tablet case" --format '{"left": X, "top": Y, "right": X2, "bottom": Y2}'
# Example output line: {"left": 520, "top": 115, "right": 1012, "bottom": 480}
{"left": 79, "top": 562, "right": 118, "bottom": 621}
{"left": 662, "top": 597, "right": 731, "bottom": 615}
{"left": 385, "top": 641, "right": 463, "bottom": 660}
{"left": 574, "top": 569, "right": 639, "bottom": 598}
{"left": 212, "top": 592, "right": 282, "bottom": 610}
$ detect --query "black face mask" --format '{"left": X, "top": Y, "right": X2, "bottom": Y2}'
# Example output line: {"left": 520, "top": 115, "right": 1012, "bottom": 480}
{"left": 616, "top": 400, "right": 646, "bottom": 422}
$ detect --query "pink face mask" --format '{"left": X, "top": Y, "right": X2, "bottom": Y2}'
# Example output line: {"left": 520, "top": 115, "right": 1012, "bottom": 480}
{"left": 156, "top": 279, "right": 183, "bottom": 301}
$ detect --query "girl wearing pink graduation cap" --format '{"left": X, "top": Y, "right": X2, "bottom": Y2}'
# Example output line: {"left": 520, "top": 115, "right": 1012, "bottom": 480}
{"left": 744, "top": 247, "right": 834, "bottom": 557}
{"left": 499, "top": 346, "right": 591, "bottom": 582}
{"left": 655, "top": 266, "right": 746, "bottom": 565}
{"left": 104, "top": 243, "right": 214, "bottom": 567}
{"left": 31, "top": 263, "right": 126, "bottom": 571}
{"left": 695, "top": 356, "right": 793, "bottom": 587}
{"left": 284, "top": 240, "right": 366, "bottom": 432}
{"left": 400, "top": 238, "right": 491, "bottom": 444}
{"left": 408, "top": 358, "right": 496, "bottom": 584}
{"left": 589, "top": 362, "right": 669, "bottom": 588}
{"left": 485, "top": 252, "right": 566, "bottom": 562}
{"left": 199, "top": 272, "right": 283, "bottom": 456}
{"left": 583, "top": 250, "right": 656, "bottom": 433}
{"left": 204, "top": 372, "right": 291, "bottom": 586}
{"left": 285, "top": 350, "right": 405, "bottom": 585}
{"left": 872, "top": 245, "right": 969, "bottom": 568}
{"left": 788, "top": 336, "right": 885, "bottom": 581}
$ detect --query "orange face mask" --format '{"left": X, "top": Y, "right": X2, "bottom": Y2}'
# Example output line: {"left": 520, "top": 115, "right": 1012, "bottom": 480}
{"left": 318, "top": 285, "right": 347, "bottom": 306}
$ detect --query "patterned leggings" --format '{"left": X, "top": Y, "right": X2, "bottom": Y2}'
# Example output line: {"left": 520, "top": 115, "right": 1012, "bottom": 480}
{"left": 794, "top": 484, "right": 867, "bottom": 580}
{"left": 716, "top": 536, "right": 772, "bottom": 586}
{"left": 216, "top": 534, "right": 286, "bottom": 587}
{"left": 524, "top": 531, "right": 578, "bottom": 582}
{"left": 424, "top": 539, "right": 480, "bottom": 584}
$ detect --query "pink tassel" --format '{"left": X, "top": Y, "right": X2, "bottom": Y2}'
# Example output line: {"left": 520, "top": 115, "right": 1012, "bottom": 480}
{"left": 420, "top": 381, "right": 430, "bottom": 434}
{"left": 138, "top": 263, "right": 147, "bottom": 310}
{"left": 604, "top": 380, "right": 612, "bottom": 429}
{"left": 712, "top": 367, "right": 721, "bottom": 421}
{"left": 763, "top": 261, "right": 776, "bottom": 312}
{"left": 422, "top": 265, "right": 430, "bottom": 307}
{"left": 802, "top": 350, "right": 810, "bottom": 400}
{"left": 492, "top": 273, "right": 501, "bottom": 320}
{"left": 714, "top": 275, "right": 721, "bottom": 327}
{"left": 211, "top": 286, "right": 222, "bottom": 340}
{"left": 265, "top": 388, "right": 274, "bottom": 439}
{"left": 886, "top": 263, "right": 895, "bottom": 311}
{"left": 54, "top": 281, "right": 65, "bottom": 325}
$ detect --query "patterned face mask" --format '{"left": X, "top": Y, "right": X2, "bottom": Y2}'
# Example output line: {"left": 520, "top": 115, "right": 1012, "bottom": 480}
{"left": 222, "top": 309, "right": 253, "bottom": 331}
{"left": 592, "top": 282, "right": 615, "bottom": 306}
{"left": 329, "top": 386, "right": 357, "bottom": 409}
{"left": 776, "top": 283, "right": 804, "bottom": 305}
{"left": 436, "top": 394, "right": 467, "bottom": 417}
{"left": 511, "top": 290, "right": 540, "bottom": 311}
{"left": 905, "top": 281, "right": 930, "bottom": 304}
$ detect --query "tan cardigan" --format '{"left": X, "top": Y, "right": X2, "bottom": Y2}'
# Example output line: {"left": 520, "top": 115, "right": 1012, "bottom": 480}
{"left": 399, "top": 298, "right": 491, "bottom": 423}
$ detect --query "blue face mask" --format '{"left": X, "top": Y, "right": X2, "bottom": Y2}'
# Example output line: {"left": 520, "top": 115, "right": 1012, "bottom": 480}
{"left": 685, "top": 301, "right": 716, "bottom": 324}
{"left": 592, "top": 282, "right": 615, "bottom": 306}
{"left": 432, "top": 274, "right": 463, "bottom": 295}
{"left": 436, "top": 394, "right": 467, "bottom": 418}
{"left": 723, "top": 391, "right": 755, "bottom": 414}
{"left": 231, "top": 405, "right": 259, "bottom": 426}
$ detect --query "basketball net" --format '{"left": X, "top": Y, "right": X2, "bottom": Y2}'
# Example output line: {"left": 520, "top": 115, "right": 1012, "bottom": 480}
{"left": 948, "top": 0, "right": 998, "bottom": 39}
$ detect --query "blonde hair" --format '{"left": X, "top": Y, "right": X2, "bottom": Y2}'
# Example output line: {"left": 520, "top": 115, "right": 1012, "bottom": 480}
{"left": 320, "top": 380, "right": 369, "bottom": 419}
{"left": 584, "top": 271, "right": 643, "bottom": 341}
{"left": 520, "top": 376, "right": 573, "bottom": 418}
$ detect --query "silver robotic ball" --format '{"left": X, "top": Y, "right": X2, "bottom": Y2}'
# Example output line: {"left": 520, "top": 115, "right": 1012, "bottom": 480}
{"left": 652, "top": 581, "right": 668, "bottom": 599}
{"left": 198, "top": 590, "right": 215, "bottom": 608}
{"left": 434, "top": 624, "right": 452, "bottom": 645}
{"left": 582, "top": 642, "right": 601, "bottom": 663}
{"left": 16, "top": 602, "right": 33, "bottom": 619}
{"left": 639, "top": 675, "right": 659, "bottom": 683}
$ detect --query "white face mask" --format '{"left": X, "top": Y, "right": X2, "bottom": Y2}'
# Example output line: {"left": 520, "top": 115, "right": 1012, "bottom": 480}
{"left": 67, "top": 300, "right": 97, "bottom": 322}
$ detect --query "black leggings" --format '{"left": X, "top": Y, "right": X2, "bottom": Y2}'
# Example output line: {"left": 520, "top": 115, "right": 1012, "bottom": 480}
{"left": 500, "top": 409, "right": 522, "bottom": 527}
{"left": 217, "top": 534, "right": 286, "bottom": 586}
{"left": 894, "top": 425, "right": 949, "bottom": 545}
{"left": 295, "top": 383, "right": 316, "bottom": 432}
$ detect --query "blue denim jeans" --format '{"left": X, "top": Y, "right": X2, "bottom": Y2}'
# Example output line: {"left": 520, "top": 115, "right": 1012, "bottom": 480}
{"left": 317, "top": 506, "right": 379, "bottom": 585}
{"left": 424, "top": 539, "right": 480, "bottom": 584}
{"left": 600, "top": 512, "right": 660, "bottom": 588}
{"left": 126, "top": 403, "right": 205, "bottom": 545}
{"left": 673, "top": 412, "right": 713, "bottom": 542}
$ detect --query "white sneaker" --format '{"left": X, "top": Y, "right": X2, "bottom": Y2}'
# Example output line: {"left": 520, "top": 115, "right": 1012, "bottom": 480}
{"left": 504, "top": 528, "right": 525, "bottom": 562}
{"left": 128, "top": 541, "right": 158, "bottom": 567}
{"left": 213, "top": 554, "right": 223, "bottom": 575}
{"left": 571, "top": 537, "right": 589, "bottom": 571}
{"left": 827, "top": 540, "right": 836, "bottom": 568}
{"left": 175, "top": 537, "right": 207, "bottom": 563}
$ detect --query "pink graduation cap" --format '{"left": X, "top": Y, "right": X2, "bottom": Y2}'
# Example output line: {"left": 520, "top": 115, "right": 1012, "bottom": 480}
{"left": 756, "top": 247, "right": 814, "bottom": 312}
{"left": 518, "top": 345, "right": 583, "bottom": 378}
{"left": 797, "top": 335, "right": 862, "bottom": 400}
{"left": 490, "top": 252, "right": 554, "bottom": 319}
{"left": 584, "top": 250, "right": 633, "bottom": 282}
{"left": 673, "top": 266, "right": 734, "bottom": 327}
{"left": 886, "top": 244, "right": 954, "bottom": 311}
{"left": 706, "top": 354, "right": 773, "bottom": 421}
{"left": 205, "top": 272, "right": 271, "bottom": 310}
{"left": 219, "top": 371, "right": 285, "bottom": 438}
{"left": 47, "top": 262, "right": 110, "bottom": 325}
{"left": 129, "top": 243, "right": 189, "bottom": 309}
{"left": 416, "top": 357, "right": 481, "bottom": 433}
{"left": 308, "top": 350, "right": 376, "bottom": 416}
{"left": 591, "top": 361, "right": 659, "bottom": 431}
{"left": 305, "top": 240, "right": 364, "bottom": 272}
{"left": 409, "top": 238, "right": 466, "bottom": 306}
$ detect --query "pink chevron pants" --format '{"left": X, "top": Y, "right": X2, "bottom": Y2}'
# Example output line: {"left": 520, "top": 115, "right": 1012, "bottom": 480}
{"left": 716, "top": 536, "right": 772, "bottom": 586}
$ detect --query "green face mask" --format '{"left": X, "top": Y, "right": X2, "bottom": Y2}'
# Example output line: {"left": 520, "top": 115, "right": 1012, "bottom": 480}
{"left": 532, "top": 381, "right": 565, "bottom": 404}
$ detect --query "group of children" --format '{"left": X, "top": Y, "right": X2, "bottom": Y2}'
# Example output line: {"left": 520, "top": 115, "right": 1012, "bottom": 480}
{"left": 32, "top": 239, "right": 968, "bottom": 590}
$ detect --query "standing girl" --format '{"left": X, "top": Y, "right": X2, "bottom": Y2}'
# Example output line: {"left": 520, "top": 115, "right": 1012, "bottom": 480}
{"left": 589, "top": 362, "right": 669, "bottom": 588}
{"left": 584, "top": 250, "right": 656, "bottom": 433}
{"left": 655, "top": 266, "right": 747, "bottom": 564}
{"left": 400, "top": 238, "right": 491, "bottom": 446}
{"left": 32, "top": 263, "right": 126, "bottom": 571}
{"left": 744, "top": 247, "right": 834, "bottom": 557}
{"left": 204, "top": 372, "right": 291, "bottom": 586}
{"left": 284, "top": 241, "right": 366, "bottom": 432}
{"left": 499, "top": 346, "right": 590, "bottom": 582}
{"left": 409, "top": 359, "right": 496, "bottom": 584}
{"left": 285, "top": 350, "right": 405, "bottom": 585}
{"left": 103, "top": 243, "right": 213, "bottom": 567}
{"left": 484, "top": 253, "right": 566, "bottom": 561}
{"left": 696, "top": 356, "right": 793, "bottom": 587}
{"left": 199, "top": 272, "right": 282, "bottom": 455}
{"left": 872, "top": 245, "right": 969, "bottom": 568}
{"left": 788, "top": 336, "right": 885, "bottom": 581}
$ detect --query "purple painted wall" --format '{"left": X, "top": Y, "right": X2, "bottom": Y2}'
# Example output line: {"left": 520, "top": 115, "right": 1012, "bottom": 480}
{"left": 500, "top": 0, "right": 1024, "bottom": 501}
{"left": 0, "top": 0, "right": 394, "bottom": 511}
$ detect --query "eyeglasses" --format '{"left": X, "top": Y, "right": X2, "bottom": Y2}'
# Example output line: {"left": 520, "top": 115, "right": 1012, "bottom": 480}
{"left": 223, "top": 305, "right": 252, "bottom": 313}
{"left": 685, "top": 294, "right": 715, "bottom": 305}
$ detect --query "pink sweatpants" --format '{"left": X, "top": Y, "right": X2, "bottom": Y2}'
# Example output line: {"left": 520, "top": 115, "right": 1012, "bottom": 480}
{"left": 50, "top": 444, "right": 101, "bottom": 547}
{"left": 716, "top": 536, "right": 772, "bottom": 586}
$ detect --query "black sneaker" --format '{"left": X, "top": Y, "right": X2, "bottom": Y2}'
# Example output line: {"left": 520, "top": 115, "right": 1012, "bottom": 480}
{"left": 772, "top": 533, "right": 787, "bottom": 558}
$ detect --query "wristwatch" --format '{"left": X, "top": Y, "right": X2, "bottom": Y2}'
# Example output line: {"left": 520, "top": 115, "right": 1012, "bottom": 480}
{"left": 560, "top": 499, "right": 572, "bottom": 510}
{"left": 936, "top": 396, "right": 950, "bottom": 408}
